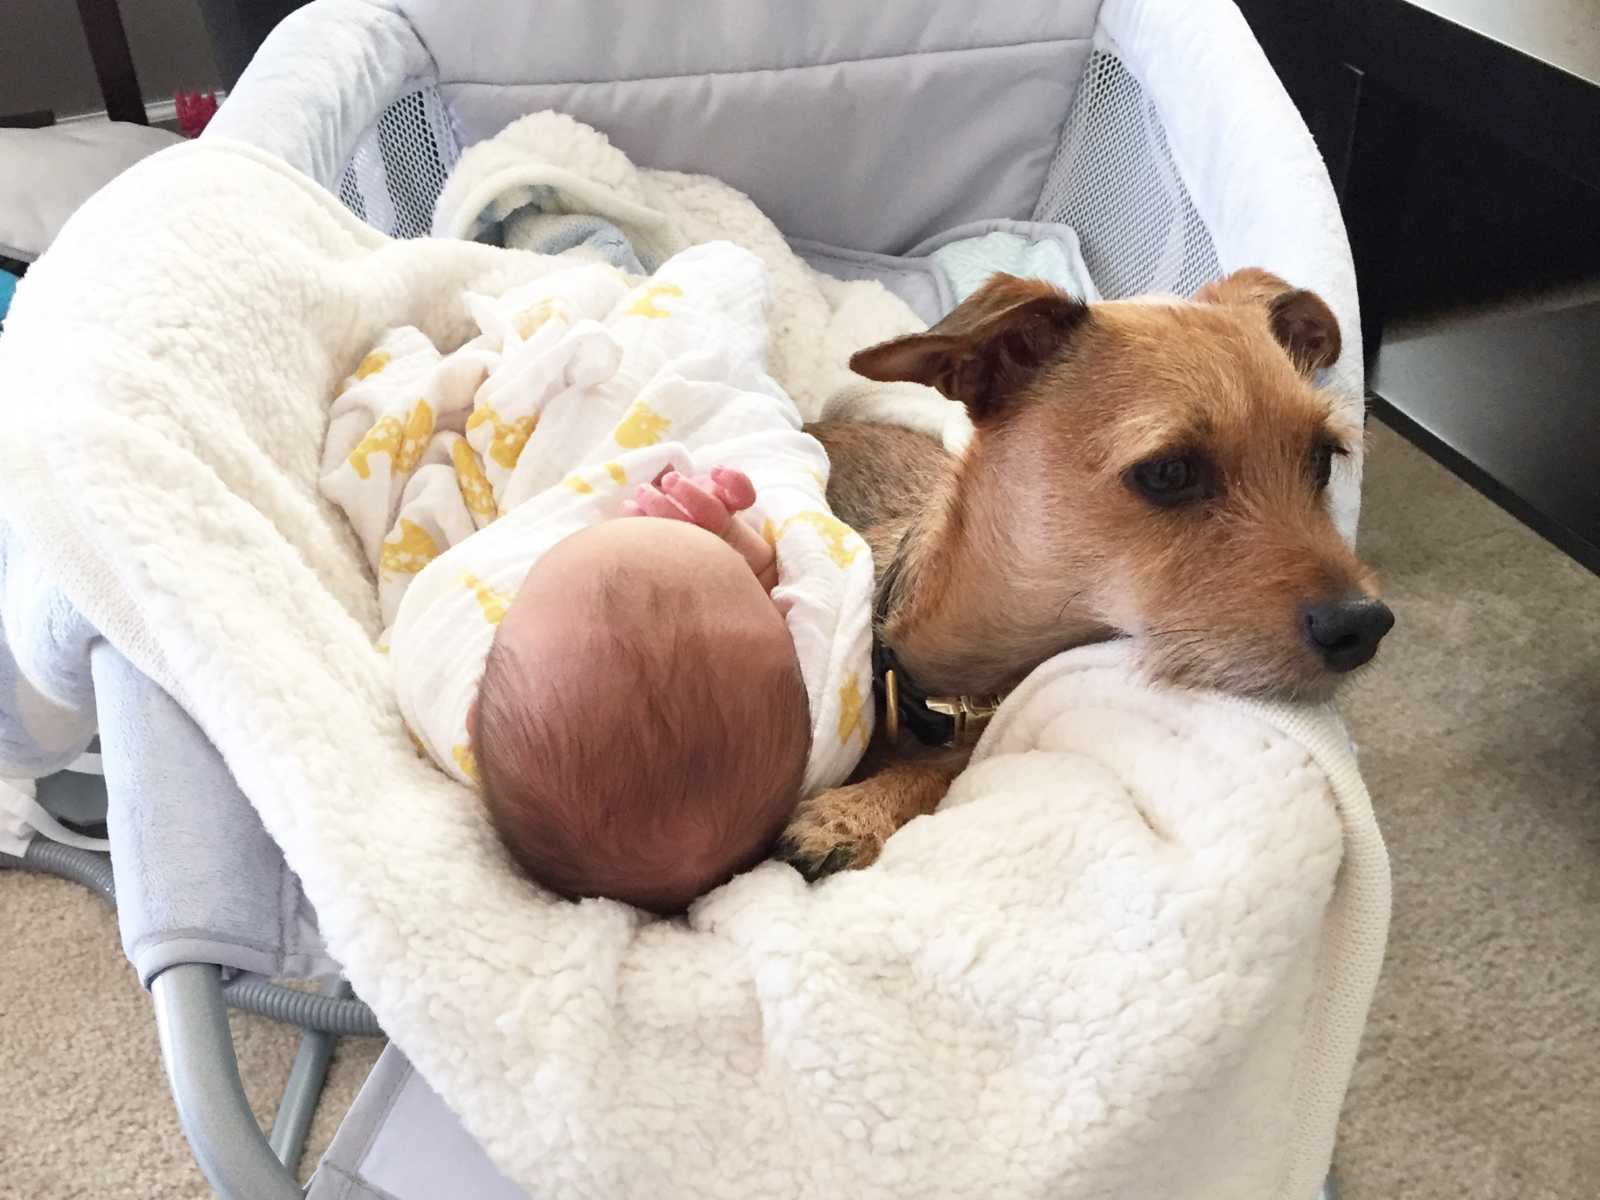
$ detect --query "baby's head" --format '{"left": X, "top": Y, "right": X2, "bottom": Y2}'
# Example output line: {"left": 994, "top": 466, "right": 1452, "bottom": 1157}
{"left": 471, "top": 518, "right": 809, "bottom": 913}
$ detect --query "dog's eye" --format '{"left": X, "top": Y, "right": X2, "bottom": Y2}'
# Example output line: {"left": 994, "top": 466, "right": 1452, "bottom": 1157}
{"left": 1127, "top": 455, "right": 1211, "bottom": 507}
{"left": 1311, "top": 440, "right": 1345, "bottom": 491}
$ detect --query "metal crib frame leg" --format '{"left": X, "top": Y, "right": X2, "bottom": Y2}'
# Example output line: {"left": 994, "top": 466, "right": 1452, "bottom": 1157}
{"left": 267, "top": 978, "right": 349, "bottom": 1172}
{"left": 9, "top": 836, "right": 374, "bottom": 1192}
{"left": 151, "top": 963, "right": 305, "bottom": 1200}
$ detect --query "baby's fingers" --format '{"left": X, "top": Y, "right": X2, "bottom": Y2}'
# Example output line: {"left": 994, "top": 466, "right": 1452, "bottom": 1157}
{"left": 709, "top": 467, "right": 757, "bottom": 513}
{"left": 628, "top": 484, "right": 692, "bottom": 522}
{"left": 661, "top": 472, "right": 732, "bottom": 534}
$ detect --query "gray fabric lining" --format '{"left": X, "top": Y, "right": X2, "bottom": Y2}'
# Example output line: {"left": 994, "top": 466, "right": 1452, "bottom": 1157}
{"left": 400, "top": 0, "right": 1105, "bottom": 86}
{"left": 308, "top": 1050, "right": 416, "bottom": 1200}
{"left": 795, "top": 218, "right": 1095, "bottom": 325}
{"left": 396, "top": 0, "right": 1104, "bottom": 252}
{"left": 439, "top": 37, "right": 1090, "bottom": 89}
{"left": 437, "top": 36, "right": 1089, "bottom": 252}
{"left": 311, "top": 1164, "right": 407, "bottom": 1200}
{"left": 88, "top": 644, "right": 335, "bottom": 987}
{"left": 133, "top": 937, "right": 285, "bottom": 985}
{"left": 308, "top": 1044, "right": 528, "bottom": 1200}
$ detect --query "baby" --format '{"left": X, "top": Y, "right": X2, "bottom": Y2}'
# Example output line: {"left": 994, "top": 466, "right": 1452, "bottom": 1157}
{"left": 321, "top": 242, "right": 875, "bottom": 916}
{"left": 472, "top": 467, "right": 810, "bottom": 913}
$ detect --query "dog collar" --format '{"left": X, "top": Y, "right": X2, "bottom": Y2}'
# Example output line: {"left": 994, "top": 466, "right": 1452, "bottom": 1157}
{"left": 872, "top": 533, "right": 1005, "bottom": 748}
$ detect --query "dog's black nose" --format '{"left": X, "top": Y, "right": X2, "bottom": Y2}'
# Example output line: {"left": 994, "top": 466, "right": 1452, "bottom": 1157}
{"left": 1303, "top": 597, "right": 1394, "bottom": 672}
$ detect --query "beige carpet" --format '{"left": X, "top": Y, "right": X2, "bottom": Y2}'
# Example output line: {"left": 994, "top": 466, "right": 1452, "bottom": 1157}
{"left": 1, "top": 871, "right": 383, "bottom": 1198}
{"left": 1334, "top": 421, "right": 1600, "bottom": 1198}
{"left": 3, "top": 420, "right": 1597, "bottom": 1198}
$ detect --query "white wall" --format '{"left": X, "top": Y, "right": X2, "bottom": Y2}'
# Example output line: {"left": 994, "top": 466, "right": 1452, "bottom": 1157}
{"left": 0, "top": 0, "right": 221, "bottom": 119}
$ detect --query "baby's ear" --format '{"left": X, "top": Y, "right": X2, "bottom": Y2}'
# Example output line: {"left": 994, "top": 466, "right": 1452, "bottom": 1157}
{"left": 849, "top": 275, "right": 1087, "bottom": 422}
{"left": 1192, "top": 267, "right": 1341, "bottom": 374}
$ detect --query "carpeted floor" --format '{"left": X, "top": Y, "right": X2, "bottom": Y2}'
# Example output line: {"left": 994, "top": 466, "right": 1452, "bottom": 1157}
{"left": 1, "top": 872, "right": 382, "bottom": 1198}
{"left": 1334, "top": 421, "right": 1600, "bottom": 1198}
{"left": 2, "top": 419, "right": 1597, "bottom": 1198}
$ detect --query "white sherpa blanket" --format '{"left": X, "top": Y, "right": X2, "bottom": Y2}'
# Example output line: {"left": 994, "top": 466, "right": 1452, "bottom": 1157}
{"left": 0, "top": 136, "right": 1388, "bottom": 1200}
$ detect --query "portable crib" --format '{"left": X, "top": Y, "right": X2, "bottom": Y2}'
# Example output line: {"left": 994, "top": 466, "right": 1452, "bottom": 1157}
{"left": 1, "top": 1, "right": 1372, "bottom": 1197}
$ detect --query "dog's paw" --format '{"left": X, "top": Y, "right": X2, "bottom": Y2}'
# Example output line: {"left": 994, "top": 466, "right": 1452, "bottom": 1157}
{"left": 774, "top": 785, "right": 890, "bottom": 882}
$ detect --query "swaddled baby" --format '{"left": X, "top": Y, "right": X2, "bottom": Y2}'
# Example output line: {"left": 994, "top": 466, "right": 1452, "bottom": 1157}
{"left": 319, "top": 242, "right": 875, "bottom": 912}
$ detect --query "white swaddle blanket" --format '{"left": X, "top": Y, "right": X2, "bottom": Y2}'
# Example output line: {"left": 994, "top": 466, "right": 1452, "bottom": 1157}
{"left": 318, "top": 242, "right": 875, "bottom": 794}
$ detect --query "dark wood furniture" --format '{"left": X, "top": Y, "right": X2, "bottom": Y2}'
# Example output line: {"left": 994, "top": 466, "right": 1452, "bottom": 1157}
{"left": 1238, "top": 0, "right": 1600, "bottom": 573}
{"left": 194, "top": 1, "right": 309, "bottom": 90}
{"left": 73, "top": 0, "right": 147, "bottom": 124}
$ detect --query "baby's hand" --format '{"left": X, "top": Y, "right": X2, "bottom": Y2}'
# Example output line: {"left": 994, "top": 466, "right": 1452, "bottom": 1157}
{"left": 622, "top": 467, "right": 779, "bottom": 592}
{"left": 623, "top": 467, "right": 753, "bottom": 531}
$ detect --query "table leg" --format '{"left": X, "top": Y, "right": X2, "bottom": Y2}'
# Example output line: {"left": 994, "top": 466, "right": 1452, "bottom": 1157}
{"left": 73, "top": 0, "right": 146, "bottom": 125}
{"left": 1339, "top": 70, "right": 1422, "bottom": 372}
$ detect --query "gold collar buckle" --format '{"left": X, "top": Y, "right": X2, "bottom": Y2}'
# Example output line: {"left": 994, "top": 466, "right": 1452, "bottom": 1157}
{"left": 924, "top": 693, "right": 1004, "bottom": 745}
{"left": 881, "top": 667, "right": 1004, "bottom": 748}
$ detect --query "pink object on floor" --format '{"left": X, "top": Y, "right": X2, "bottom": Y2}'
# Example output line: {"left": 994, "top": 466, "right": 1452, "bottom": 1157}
{"left": 174, "top": 92, "right": 219, "bottom": 139}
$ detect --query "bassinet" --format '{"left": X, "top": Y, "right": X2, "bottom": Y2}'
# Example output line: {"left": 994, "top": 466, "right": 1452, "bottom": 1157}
{"left": 0, "top": 1, "right": 1377, "bottom": 1197}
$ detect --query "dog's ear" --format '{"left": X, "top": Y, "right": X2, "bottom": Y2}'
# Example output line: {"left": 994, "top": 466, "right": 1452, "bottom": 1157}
{"left": 849, "top": 275, "right": 1087, "bottom": 421}
{"left": 1193, "top": 267, "right": 1341, "bottom": 374}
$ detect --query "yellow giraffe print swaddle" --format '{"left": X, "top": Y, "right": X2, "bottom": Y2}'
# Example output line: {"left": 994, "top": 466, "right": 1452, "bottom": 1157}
{"left": 319, "top": 242, "right": 875, "bottom": 797}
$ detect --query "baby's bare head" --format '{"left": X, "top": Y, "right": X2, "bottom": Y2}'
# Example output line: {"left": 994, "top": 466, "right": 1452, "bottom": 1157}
{"left": 472, "top": 519, "right": 808, "bottom": 914}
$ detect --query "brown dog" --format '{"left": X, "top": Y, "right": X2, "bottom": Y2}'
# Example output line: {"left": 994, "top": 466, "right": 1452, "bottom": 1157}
{"left": 775, "top": 268, "right": 1393, "bottom": 879}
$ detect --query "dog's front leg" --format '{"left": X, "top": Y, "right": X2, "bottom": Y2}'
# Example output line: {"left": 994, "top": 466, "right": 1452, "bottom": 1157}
{"left": 775, "top": 751, "right": 967, "bottom": 881}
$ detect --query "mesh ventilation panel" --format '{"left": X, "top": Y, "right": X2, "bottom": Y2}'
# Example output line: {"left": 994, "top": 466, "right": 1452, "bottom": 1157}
{"left": 1035, "top": 50, "right": 1221, "bottom": 299}
{"left": 337, "top": 86, "right": 460, "bottom": 238}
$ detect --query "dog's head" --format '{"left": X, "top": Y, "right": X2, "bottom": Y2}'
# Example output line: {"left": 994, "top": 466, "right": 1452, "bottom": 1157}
{"left": 851, "top": 268, "right": 1392, "bottom": 701}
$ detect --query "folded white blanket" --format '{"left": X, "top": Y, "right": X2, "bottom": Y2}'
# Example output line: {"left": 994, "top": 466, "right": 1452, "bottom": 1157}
{"left": 320, "top": 242, "right": 874, "bottom": 793}
{"left": 0, "top": 134, "right": 1388, "bottom": 1200}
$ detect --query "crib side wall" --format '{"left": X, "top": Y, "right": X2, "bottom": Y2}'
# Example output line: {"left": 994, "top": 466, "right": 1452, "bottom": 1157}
{"left": 205, "top": 0, "right": 437, "bottom": 192}
{"left": 218, "top": 0, "right": 1107, "bottom": 253}
{"left": 412, "top": 0, "right": 1102, "bottom": 253}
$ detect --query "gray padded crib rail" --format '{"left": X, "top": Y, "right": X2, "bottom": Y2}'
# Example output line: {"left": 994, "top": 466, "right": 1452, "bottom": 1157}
{"left": 336, "top": 53, "right": 1221, "bottom": 301}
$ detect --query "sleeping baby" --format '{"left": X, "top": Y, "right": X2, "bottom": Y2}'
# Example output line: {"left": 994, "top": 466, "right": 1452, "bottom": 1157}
{"left": 319, "top": 242, "right": 875, "bottom": 912}
{"left": 471, "top": 469, "right": 806, "bottom": 912}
